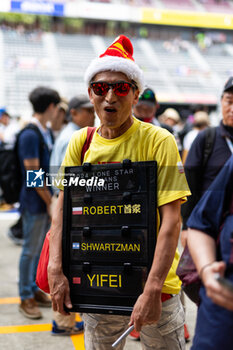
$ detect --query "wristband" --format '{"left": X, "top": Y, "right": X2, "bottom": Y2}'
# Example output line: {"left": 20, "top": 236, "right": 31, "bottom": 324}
{"left": 199, "top": 262, "right": 214, "bottom": 280}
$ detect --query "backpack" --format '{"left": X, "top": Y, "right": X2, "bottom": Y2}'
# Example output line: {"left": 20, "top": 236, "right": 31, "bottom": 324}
{"left": 203, "top": 127, "right": 216, "bottom": 167}
{"left": 0, "top": 124, "right": 46, "bottom": 204}
{"left": 181, "top": 127, "right": 216, "bottom": 229}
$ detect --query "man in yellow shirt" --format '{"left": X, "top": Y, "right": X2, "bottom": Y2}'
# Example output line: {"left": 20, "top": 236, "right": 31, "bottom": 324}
{"left": 48, "top": 35, "right": 190, "bottom": 350}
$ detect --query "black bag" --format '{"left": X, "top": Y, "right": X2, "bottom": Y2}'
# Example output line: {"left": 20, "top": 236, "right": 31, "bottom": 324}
{"left": 0, "top": 124, "right": 45, "bottom": 204}
{"left": 177, "top": 245, "right": 201, "bottom": 304}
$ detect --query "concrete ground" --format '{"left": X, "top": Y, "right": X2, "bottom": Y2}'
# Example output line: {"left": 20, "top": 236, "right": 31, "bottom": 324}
{"left": 0, "top": 213, "right": 197, "bottom": 350}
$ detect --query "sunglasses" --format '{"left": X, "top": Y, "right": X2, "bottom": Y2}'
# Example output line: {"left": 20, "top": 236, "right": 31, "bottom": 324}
{"left": 90, "top": 81, "right": 136, "bottom": 97}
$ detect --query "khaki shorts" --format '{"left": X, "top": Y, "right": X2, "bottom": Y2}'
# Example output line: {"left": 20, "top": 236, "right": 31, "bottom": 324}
{"left": 82, "top": 294, "right": 185, "bottom": 350}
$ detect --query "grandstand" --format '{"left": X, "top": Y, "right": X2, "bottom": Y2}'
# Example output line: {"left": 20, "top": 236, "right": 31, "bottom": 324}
{"left": 0, "top": 29, "right": 232, "bottom": 116}
{"left": 1, "top": 0, "right": 233, "bottom": 117}
{"left": 86, "top": 0, "right": 233, "bottom": 13}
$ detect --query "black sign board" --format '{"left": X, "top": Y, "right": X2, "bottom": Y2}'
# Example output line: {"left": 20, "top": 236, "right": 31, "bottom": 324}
{"left": 62, "top": 160, "right": 157, "bottom": 315}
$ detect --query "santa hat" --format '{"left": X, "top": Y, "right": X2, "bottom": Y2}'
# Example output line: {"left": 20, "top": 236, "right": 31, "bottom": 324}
{"left": 84, "top": 35, "right": 144, "bottom": 93}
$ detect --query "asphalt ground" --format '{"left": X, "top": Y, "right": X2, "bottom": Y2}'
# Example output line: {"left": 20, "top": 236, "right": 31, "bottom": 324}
{"left": 0, "top": 211, "right": 197, "bottom": 350}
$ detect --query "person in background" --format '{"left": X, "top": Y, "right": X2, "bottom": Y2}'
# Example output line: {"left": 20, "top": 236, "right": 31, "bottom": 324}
{"left": 133, "top": 87, "right": 159, "bottom": 125}
{"left": 133, "top": 87, "right": 173, "bottom": 133}
{"left": 0, "top": 109, "right": 21, "bottom": 210}
{"left": 180, "top": 77, "right": 233, "bottom": 344}
{"left": 0, "top": 110, "right": 22, "bottom": 238}
{"left": 160, "top": 107, "right": 181, "bottom": 128}
{"left": 7, "top": 101, "right": 68, "bottom": 246}
{"left": 18, "top": 86, "right": 60, "bottom": 319}
{"left": 181, "top": 76, "right": 233, "bottom": 248}
{"left": 187, "top": 155, "right": 233, "bottom": 350}
{"left": 50, "top": 96, "right": 94, "bottom": 177}
{"left": 182, "top": 111, "right": 210, "bottom": 164}
{"left": 50, "top": 99, "right": 68, "bottom": 140}
{"left": 48, "top": 35, "right": 190, "bottom": 350}
{"left": 49, "top": 95, "right": 95, "bottom": 335}
{"left": 0, "top": 109, "right": 20, "bottom": 148}
{"left": 160, "top": 108, "right": 182, "bottom": 154}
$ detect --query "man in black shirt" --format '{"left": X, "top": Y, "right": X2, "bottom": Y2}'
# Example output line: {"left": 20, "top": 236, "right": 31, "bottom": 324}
{"left": 181, "top": 76, "right": 233, "bottom": 243}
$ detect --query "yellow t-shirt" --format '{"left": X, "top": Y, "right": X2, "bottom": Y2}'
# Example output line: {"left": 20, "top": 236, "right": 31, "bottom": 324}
{"left": 59, "top": 117, "right": 190, "bottom": 294}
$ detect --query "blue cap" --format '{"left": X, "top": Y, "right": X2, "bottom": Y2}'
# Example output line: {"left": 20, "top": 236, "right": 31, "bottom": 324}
{"left": 138, "top": 88, "right": 157, "bottom": 106}
{"left": 0, "top": 107, "right": 6, "bottom": 117}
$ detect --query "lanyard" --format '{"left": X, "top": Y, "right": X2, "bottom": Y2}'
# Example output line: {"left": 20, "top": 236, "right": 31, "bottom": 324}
{"left": 32, "top": 118, "right": 53, "bottom": 151}
{"left": 225, "top": 137, "right": 233, "bottom": 154}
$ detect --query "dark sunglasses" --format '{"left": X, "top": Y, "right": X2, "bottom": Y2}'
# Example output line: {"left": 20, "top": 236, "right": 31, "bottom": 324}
{"left": 90, "top": 81, "right": 136, "bottom": 97}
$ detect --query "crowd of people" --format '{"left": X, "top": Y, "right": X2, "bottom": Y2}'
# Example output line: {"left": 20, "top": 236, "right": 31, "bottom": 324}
{"left": 0, "top": 33, "right": 233, "bottom": 349}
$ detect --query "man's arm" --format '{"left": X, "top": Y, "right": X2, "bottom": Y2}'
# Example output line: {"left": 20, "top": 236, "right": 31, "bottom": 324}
{"left": 188, "top": 228, "right": 233, "bottom": 311}
{"left": 129, "top": 199, "right": 181, "bottom": 331}
{"left": 48, "top": 190, "right": 72, "bottom": 315}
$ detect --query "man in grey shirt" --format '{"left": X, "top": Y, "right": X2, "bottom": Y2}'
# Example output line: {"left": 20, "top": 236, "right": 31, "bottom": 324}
{"left": 50, "top": 96, "right": 95, "bottom": 172}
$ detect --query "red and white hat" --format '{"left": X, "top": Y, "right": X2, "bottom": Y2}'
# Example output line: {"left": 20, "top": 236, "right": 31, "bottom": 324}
{"left": 84, "top": 35, "right": 144, "bottom": 93}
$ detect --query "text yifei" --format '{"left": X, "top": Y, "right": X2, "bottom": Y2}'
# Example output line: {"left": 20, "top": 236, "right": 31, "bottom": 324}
{"left": 87, "top": 274, "right": 122, "bottom": 288}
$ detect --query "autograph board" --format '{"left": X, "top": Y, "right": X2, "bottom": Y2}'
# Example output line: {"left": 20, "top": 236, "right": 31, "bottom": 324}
{"left": 62, "top": 160, "right": 157, "bottom": 315}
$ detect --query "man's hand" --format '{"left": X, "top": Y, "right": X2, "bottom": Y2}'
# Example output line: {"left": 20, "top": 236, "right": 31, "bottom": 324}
{"left": 48, "top": 268, "right": 72, "bottom": 315}
{"left": 202, "top": 261, "right": 233, "bottom": 311}
{"left": 129, "top": 290, "right": 161, "bottom": 332}
{"left": 48, "top": 190, "right": 71, "bottom": 315}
